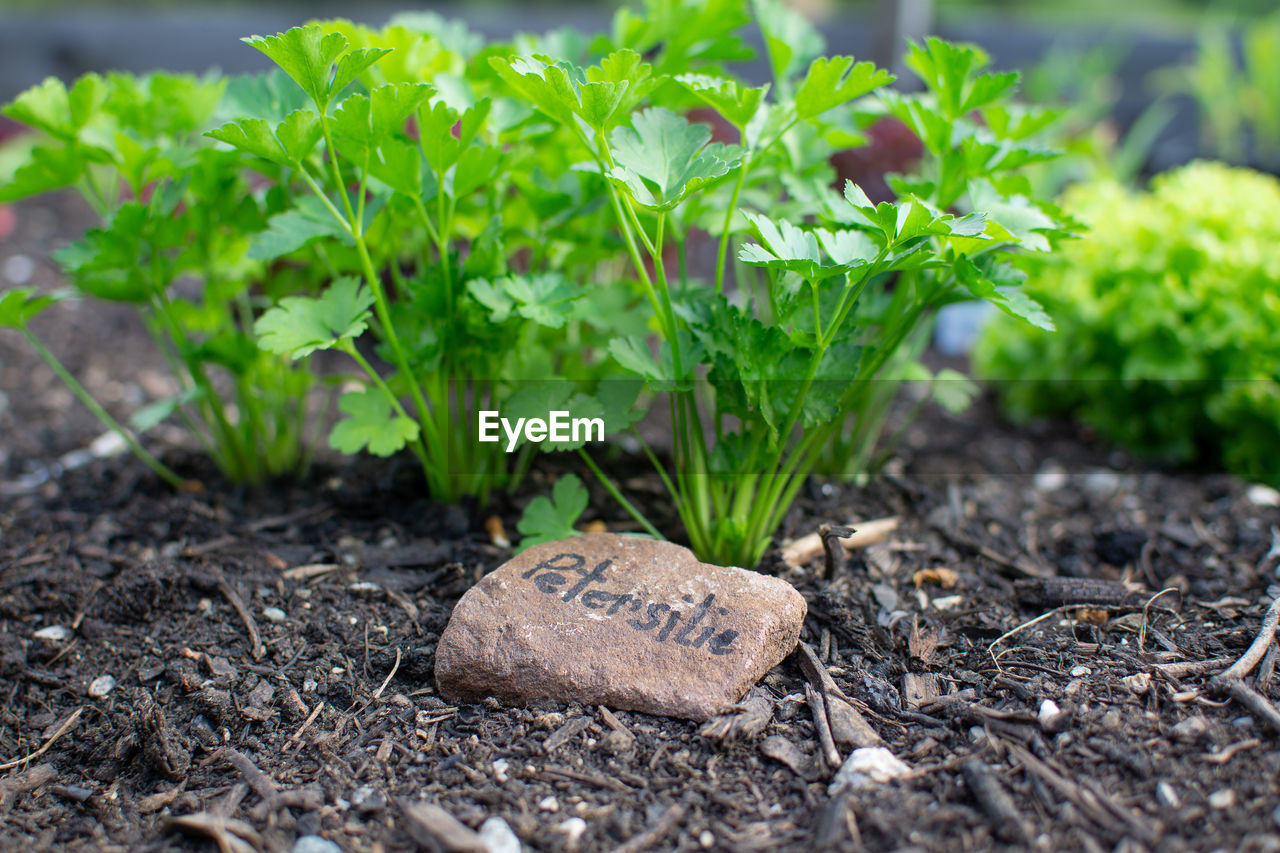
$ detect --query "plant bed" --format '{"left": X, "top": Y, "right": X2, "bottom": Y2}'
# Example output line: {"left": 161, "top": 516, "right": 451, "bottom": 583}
{"left": 3, "top": 284, "right": 1280, "bottom": 849}
{"left": 4, "top": 7, "right": 1280, "bottom": 852}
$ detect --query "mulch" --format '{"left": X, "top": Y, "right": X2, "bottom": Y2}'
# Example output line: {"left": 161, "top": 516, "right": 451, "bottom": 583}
{"left": 3, "top": 193, "right": 1280, "bottom": 852}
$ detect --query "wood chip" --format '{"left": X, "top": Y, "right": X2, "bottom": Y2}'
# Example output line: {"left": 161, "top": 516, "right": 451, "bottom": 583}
{"left": 780, "top": 517, "right": 900, "bottom": 568}
{"left": 760, "top": 735, "right": 819, "bottom": 781}
{"left": 399, "top": 799, "right": 487, "bottom": 853}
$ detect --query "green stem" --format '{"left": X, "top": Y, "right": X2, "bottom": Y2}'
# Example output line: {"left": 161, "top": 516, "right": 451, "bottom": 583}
{"left": 576, "top": 448, "right": 665, "bottom": 540}
{"left": 23, "top": 328, "right": 192, "bottom": 490}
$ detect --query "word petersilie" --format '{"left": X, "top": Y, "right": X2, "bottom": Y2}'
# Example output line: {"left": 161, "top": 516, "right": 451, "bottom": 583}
{"left": 521, "top": 553, "right": 741, "bottom": 656}
{"left": 478, "top": 410, "right": 605, "bottom": 452}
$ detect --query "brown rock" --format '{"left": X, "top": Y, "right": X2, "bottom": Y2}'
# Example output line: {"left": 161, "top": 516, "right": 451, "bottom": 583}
{"left": 434, "top": 533, "right": 806, "bottom": 721}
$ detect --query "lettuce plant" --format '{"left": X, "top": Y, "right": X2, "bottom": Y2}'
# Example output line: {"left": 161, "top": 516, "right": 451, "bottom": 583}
{"left": 975, "top": 162, "right": 1280, "bottom": 487}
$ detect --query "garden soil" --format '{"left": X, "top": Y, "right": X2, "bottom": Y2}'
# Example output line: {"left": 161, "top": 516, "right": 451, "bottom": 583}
{"left": 3, "top": 194, "right": 1280, "bottom": 852}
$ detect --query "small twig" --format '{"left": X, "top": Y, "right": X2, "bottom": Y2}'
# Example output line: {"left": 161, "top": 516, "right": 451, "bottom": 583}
{"left": 371, "top": 647, "right": 401, "bottom": 703}
{"left": 288, "top": 702, "right": 325, "bottom": 751}
{"left": 1211, "top": 597, "right": 1280, "bottom": 687}
{"left": 1152, "top": 657, "right": 1234, "bottom": 679}
{"left": 611, "top": 802, "right": 685, "bottom": 853}
{"left": 819, "top": 525, "right": 855, "bottom": 578}
{"left": 962, "top": 759, "right": 1028, "bottom": 844}
{"left": 0, "top": 707, "right": 84, "bottom": 772}
{"left": 987, "top": 606, "right": 1075, "bottom": 665}
{"left": 1138, "top": 587, "right": 1182, "bottom": 651}
{"left": 1224, "top": 679, "right": 1280, "bottom": 734}
{"left": 216, "top": 577, "right": 264, "bottom": 660}
{"left": 0, "top": 763, "right": 56, "bottom": 809}
{"left": 780, "top": 517, "right": 900, "bottom": 568}
{"left": 806, "top": 683, "right": 842, "bottom": 771}
{"left": 217, "top": 747, "right": 277, "bottom": 800}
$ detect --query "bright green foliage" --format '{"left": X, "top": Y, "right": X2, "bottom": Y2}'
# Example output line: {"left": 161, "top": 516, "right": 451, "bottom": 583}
{"left": 606, "top": 108, "right": 740, "bottom": 210}
{"left": 255, "top": 277, "right": 372, "bottom": 359}
{"left": 975, "top": 162, "right": 1280, "bottom": 486}
{"left": 515, "top": 474, "right": 589, "bottom": 552}
{"left": 1, "top": 69, "right": 314, "bottom": 485}
{"left": 3, "top": 5, "right": 1071, "bottom": 566}
{"left": 329, "top": 389, "right": 420, "bottom": 457}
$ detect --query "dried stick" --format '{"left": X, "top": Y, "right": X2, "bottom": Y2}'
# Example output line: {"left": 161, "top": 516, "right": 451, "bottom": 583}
{"left": 216, "top": 577, "right": 264, "bottom": 660}
{"left": 0, "top": 707, "right": 84, "bottom": 772}
{"left": 611, "top": 802, "right": 685, "bottom": 853}
{"left": 1211, "top": 596, "right": 1280, "bottom": 687}
{"left": 780, "top": 517, "right": 900, "bottom": 568}
{"left": 806, "top": 683, "right": 842, "bottom": 771}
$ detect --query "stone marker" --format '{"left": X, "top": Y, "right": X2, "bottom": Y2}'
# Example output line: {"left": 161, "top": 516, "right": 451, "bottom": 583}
{"left": 434, "top": 533, "right": 806, "bottom": 721}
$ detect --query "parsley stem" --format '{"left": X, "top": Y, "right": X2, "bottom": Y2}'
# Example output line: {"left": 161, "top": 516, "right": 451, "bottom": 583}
{"left": 22, "top": 328, "right": 193, "bottom": 491}
{"left": 576, "top": 448, "right": 664, "bottom": 541}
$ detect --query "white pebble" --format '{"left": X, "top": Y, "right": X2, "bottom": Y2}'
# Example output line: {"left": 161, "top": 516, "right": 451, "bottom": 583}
{"left": 699, "top": 830, "right": 715, "bottom": 849}
{"left": 1122, "top": 673, "right": 1151, "bottom": 695}
{"left": 3, "top": 254, "right": 35, "bottom": 285}
{"left": 34, "top": 625, "right": 71, "bottom": 641}
{"left": 931, "top": 594, "right": 964, "bottom": 611}
{"left": 293, "top": 836, "right": 342, "bottom": 853}
{"left": 1248, "top": 484, "right": 1280, "bottom": 507}
{"left": 1156, "top": 782, "right": 1180, "bottom": 808}
{"left": 557, "top": 818, "right": 586, "bottom": 842}
{"left": 539, "top": 796, "right": 559, "bottom": 812}
{"left": 1208, "top": 789, "right": 1236, "bottom": 810}
{"left": 263, "top": 607, "right": 286, "bottom": 623}
{"left": 479, "top": 817, "right": 521, "bottom": 853}
{"left": 1069, "top": 665, "right": 1091, "bottom": 678}
{"left": 88, "top": 675, "right": 116, "bottom": 698}
{"left": 303, "top": 678, "right": 318, "bottom": 693}
{"left": 1038, "top": 699, "right": 1066, "bottom": 733}
{"left": 492, "top": 758, "right": 510, "bottom": 782}
{"left": 1034, "top": 466, "right": 1067, "bottom": 492}
{"left": 828, "top": 747, "right": 911, "bottom": 795}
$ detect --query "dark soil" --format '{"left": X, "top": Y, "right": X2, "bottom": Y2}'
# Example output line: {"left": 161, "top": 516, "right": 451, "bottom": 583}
{"left": 3, "top": 192, "right": 1280, "bottom": 852}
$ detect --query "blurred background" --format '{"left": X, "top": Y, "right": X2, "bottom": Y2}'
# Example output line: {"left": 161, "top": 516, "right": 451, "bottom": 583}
{"left": 1, "top": 0, "right": 1277, "bottom": 173}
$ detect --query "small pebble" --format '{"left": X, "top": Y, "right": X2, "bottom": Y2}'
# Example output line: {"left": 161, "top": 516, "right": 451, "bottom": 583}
{"left": 558, "top": 817, "right": 587, "bottom": 843}
{"left": 492, "top": 758, "right": 510, "bottom": 783}
{"left": 88, "top": 675, "right": 116, "bottom": 698}
{"left": 293, "top": 837, "right": 342, "bottom": 853}
{"left": 303, "top": 678, "right": 318, "bottom": 693}
{"left": 1208, "top": 789, "right": 1236, "bottom": 810}
{"left": 1069, "top": 665, "right": 1091, "bottom": 678}
{"left": 478, "top": 817, "right": 521, "bottom": 853}
{"left": 3, "top": 254, "right": 35, "bottom": 285}
{"left": 539, "top": 796, "right": 559, "bottom": 812}
{"left": 1247, "top": 484, "right": 1280, "bottom": 507}
{"left": 699, "top": 830, "right": 715, "bottom": 848}
{"left": 1034, "top": 466, "right": 1067, "bottom": 492}
{"left": 33, "top": 625, "right": 71, "bottom": 641}
{"left": 828, "top": 747, "right": 911, "bottom": 794}
{"left": 351, "top": 786, "right": 385, "bottom": 813}
{"left": 1038, "top": 699, "right": 1067, "bottom": 733}
{"left": 968, "top": 725, "right": 986, "bottom": 743}
{"left": 263, "top": 607, "right": 286, "bottom": 624}
{"left": 1122, "top": 673, "right": 1151, "bottom": 695}
{"left": 1156, "top": 782, "right": 1180, "bottom": 809}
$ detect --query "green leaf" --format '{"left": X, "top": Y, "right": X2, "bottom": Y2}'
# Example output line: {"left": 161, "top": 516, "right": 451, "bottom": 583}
{"left": 3, "top": 75, "right": 106, "bottom": 141}
{"left": 255, "top": 276, "right": 374, "bottom": 359}
{"left": 930, "top": 367, "right": 978, "bottom": 413}
{"left": 206, "top": 109, "right": 321, "bottom": 166}
{"left": 0, "top": 288, "right": 66, "bottom": 328}
{"left": 331, "top": 47, "right": 393, "bottom": 99}
{"left": 795, "top": 56, "right": 893, "bottom": 120}
{"left": 0, "top": 145, "right": 89, "bottom": 202}
{"left": 503, "top": 273, "right": 581, "bottom": 328}
{"left": 490, "top": 51, "right": 654, "bottom": 133}
{"left": 329, "top": 388, "right": 420, "bottom": 457}
{"left": 515, "top": 474, "right": 589, "bottom": 552}
{"left": 738, "top": 212, "right": 877, "bottom": 281}
{"left": 607, "top": 107, "right": 740, "bottom": 210}
{"left": 331, "top": 82, "right": 434, "bottom": 156}
{"left": 752, "top": 0, "right": 824, "bottom": 85}
{"left": 242, "top": 25, "right": 350, "bottom": 108}
{"left": 248, "top": 194, "right": 350, "bottom": 261}
{"left": 219, "top": 69, "right": 310, "bottom": 123}
{"left": 676, "top": 74, "right": 768, "bottom": 130}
